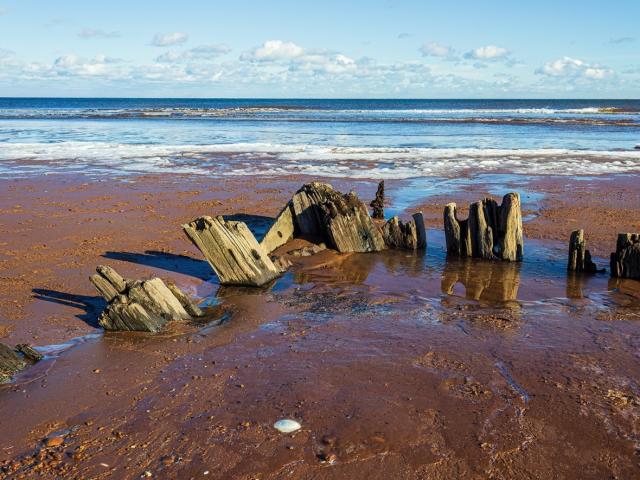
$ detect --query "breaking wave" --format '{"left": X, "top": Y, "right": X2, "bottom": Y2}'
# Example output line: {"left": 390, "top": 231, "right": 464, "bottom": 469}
{"left": 1, "top": 141, "right": 639, "bottom": 179}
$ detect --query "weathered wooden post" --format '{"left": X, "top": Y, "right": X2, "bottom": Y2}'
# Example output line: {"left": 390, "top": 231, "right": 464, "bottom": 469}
{"left": 370, "top": 180, "right": 385, "bottom": 219}
{"left": 567, "top": 229, "right": 599, "bottom": 273}
{"left": 610, "top": 233, "right": 640, "bottom": 280}
{"left": 443, "top": 193, "right": 523, "bottom": 261}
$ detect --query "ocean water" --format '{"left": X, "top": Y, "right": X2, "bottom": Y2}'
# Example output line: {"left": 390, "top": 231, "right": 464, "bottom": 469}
{"left": 0, "top": 98, "right": 639, "bottom": 179}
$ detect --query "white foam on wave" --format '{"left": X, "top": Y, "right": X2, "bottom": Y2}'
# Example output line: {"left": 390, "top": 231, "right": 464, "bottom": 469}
{"left": 0, "top": 106, "right": 633, "bottom": 119}
{"left": 1, "top": 141, "right": 640, "bottom": 178}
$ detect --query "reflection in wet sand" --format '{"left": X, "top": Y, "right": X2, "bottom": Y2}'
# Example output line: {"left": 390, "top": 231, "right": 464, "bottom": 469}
{"left": 566, "top": 272, "right": 586, "bottom": 299}
{"left": 441, "top": 258, "right": 521, "bottom": 303}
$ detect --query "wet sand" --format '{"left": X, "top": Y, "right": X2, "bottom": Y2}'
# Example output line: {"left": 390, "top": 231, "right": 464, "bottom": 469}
{"left": 1, "top": 172, "right": 640, "bottom": 479}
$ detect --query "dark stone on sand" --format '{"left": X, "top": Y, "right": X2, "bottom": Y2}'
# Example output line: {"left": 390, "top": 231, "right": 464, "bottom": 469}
{"left": 15, "top": 344, "right": 44, "bottom": 362}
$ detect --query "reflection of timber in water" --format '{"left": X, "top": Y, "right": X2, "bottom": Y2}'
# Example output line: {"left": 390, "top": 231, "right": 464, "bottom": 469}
{"left": 292, "top": 252, "right": 377, "bottom": 285}
{"left": 441, "top": 258, "right": 521, "bottom": 303}
{"left": 607, "top": 277, "right": 640, "bottom": 307}
{"left": 566, "top": 273, "right": 586, "bottom": 299}
{"left": 291, "top": 249, "right": 428, "bottom": 288}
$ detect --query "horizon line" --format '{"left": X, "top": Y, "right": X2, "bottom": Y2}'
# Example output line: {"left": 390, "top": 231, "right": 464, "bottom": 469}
{"left": 1, "top": 96, "right": 639, "bottom": 101}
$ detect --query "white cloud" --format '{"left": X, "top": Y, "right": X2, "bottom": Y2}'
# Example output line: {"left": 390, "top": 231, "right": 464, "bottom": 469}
{"left": 50, "top": 54, "right": 124, "bottom": 77}
{"left": 156, "top": 44, "right": 231, "bottom": 63}
{"left": 151, "top": 32, "right": 188, "bottom": 47}
{"left": 536, "top": 57, "right": 613, "bottom": 79}
{"left": 0, "top": 6, "right": 8, "bottom": 16}
{"left": 239, "top": 40, "right": 358, "bottom": 74}
{"left": 78, "top": 28, "right": 121, "bottom": 39}
{"left": 240, "top": 40, "right": 304, "bottom": 61}
{"left": 464, "top": 45, "right": 509, "bottom": 60}
{"left": 419, "top": 42, "right": 454, "bottom": 57}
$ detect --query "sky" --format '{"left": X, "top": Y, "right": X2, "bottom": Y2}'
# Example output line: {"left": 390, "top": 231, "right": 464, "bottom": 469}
{"left": 0, "top": 0, "right": 638, "bottom": 98}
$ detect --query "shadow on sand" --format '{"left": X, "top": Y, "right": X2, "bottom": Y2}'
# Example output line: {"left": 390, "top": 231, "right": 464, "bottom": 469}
{"left": 102, "top": 250, "right": 212, "bottom": 281}
{"left": 32, "top": 289, "right": 105, "bottom": 328}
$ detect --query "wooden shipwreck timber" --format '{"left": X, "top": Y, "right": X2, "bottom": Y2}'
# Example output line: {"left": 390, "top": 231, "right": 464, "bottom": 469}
{"left": 443, "top": 193, "right": 524, "bottom": 262}
{"left": 90, "top": 265, "right": 203, "bottom": 332}
{"left": 184, "top": 182, "right": 426, "bottom": 287}
{"left": 69, "top": 180, "right": 637, "bottom": 335}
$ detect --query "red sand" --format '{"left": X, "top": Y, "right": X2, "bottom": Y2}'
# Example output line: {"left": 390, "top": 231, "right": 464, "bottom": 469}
{"left": 1, "top": 173, "right": 639, "bottom": 479}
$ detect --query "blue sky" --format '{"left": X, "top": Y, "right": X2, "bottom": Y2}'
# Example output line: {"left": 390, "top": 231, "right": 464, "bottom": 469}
{"left": 0, "top": 0, "right": 638, "bottom": 98}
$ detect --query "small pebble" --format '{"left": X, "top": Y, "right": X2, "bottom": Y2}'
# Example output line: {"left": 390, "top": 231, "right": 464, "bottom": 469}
{"left": 44, "top": 436, "right": 64, "bottom": 447}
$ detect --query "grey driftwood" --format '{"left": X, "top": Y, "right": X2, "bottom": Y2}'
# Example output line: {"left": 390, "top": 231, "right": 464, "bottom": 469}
{"left": 90, "top": 265, "right": 203, "bottom": 332}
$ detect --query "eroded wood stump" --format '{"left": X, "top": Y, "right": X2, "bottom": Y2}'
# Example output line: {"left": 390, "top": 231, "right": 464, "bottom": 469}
{"left": 90, "top": 266, "right": 202, "bottom": 332}
{"left": 370, "top": 181, "right": 385, "bottom": 219}
{"left": 610, "top": 233, "right": 640, "bottom": 280}
{"left": 443, "top": 193, "right": 523, "bottom": 261}
{"left": 568, "top": 229, "right": 599, "bottom": 273}
{"left": 291, "top": 182, "right": 386, "bottom": 253}
{"left": 0, "top": 342, "right": 41, "bottom": 384}
{"left": 383, "top": 213, "right": 427, "bottom": 250}
{"left": 183, "top": 216, "right": 283, "bottom": 287}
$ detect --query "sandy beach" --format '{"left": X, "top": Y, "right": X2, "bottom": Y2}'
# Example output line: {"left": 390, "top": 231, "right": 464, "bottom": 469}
{"left": 1, "top": 170, "right": 639, "bottom": 479}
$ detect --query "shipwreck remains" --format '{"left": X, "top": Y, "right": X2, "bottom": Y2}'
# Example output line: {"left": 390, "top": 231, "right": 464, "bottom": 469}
{"left": 610, "top": 233, "right": 640, "bottom": 280}
{"left": 270, "top": 181, "right": 425, "bottom": 252}
{"left": 186, "top": 182, "right": 427, "bottom": 287}
{"left": 444, "top": 192, "right": 523, "bottom": 262}
{"left": 0, "top": 342, "right": 42, "bottom": 384}
{"left": 567, "top": 229, "right": 600, "bottom": 273}
{"left": 90, "top": 265, "right": 203, "bottom": 332}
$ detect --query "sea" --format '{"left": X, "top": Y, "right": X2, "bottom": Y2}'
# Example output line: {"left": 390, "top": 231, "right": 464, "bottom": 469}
{"left": 0, "top": 98, "right": 639, "bottom": 179}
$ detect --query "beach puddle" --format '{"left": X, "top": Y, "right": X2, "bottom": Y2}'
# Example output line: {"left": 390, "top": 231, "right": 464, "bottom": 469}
{"left": 386, "top": 174, "right": 546, "bottom": 218}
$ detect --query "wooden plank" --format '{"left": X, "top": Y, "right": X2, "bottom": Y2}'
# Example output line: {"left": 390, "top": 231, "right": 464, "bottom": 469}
{"left": 183, "top": 216, "right": 282, "bottom": 287}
